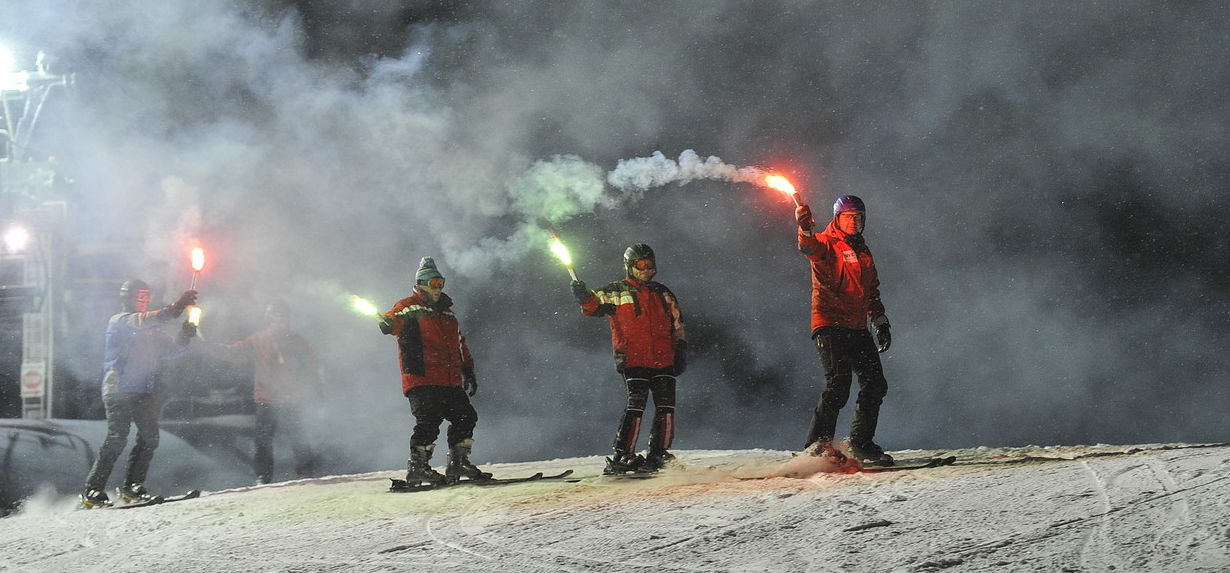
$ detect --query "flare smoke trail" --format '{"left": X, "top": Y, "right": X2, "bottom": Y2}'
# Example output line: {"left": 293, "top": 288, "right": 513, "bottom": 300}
{"left": 451, "top": 149, "right": 772, "bottom": 276}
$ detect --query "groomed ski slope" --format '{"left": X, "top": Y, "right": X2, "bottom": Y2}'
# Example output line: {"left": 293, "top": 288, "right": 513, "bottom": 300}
{"left": 3, "top": 443, "right": 1229, "bottom": 572}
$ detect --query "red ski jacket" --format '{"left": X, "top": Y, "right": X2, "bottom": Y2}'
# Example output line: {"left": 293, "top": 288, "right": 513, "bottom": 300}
{"left": 381, "top": 288, "right": 475, "bottom": 395}
{"left": 579, "top": 277, "right": 685, "bottom": 372}
{"left": 798, "top": 220, "right": 887, "bottom": 333}
{"left": 226, "top": 328, "right": 321, "bottom": 404}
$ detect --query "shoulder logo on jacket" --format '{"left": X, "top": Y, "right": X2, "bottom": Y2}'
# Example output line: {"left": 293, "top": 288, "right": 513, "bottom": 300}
{"left": 842, "top": 250, "right": 858, "bottom": 263}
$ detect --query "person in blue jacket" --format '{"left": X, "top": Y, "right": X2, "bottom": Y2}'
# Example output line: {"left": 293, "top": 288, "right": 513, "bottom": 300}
{"left": 80, "top": 279, "right": 197, "bottom": 508}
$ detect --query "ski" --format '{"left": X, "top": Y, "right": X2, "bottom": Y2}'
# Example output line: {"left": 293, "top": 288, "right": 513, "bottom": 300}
{"left": 739, "top": 456, "right": 958, "bottom": 480}
{"left": 858, "top": 455, "right": 957, "bottom": 473}
{"left": 109, "top": 490, "right": 202, "bottom": 510}
{"left": 388, "top": 469, "right": 574, "bottom": 493}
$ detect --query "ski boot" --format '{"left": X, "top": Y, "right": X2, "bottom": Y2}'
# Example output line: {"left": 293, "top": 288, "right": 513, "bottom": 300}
{"left": 79, "top": 488, "right": 112, "bottom": 509}
{"left": 405, "top": 444, "right": 446, "bottom": 485}
{"left": 445, "top": 439, "right": 492, "bottom": 482}
{"left": 119, "top": 483, "right": 160, "bottom": 504}
{"left": 603, "top": 450, "right": 646, "bottom": 475}
{"left": 850, "top": 441, "right": 894, "bottom": 467}
{"left": 643, "top": 449, "right": 676, "bottom": 472}
{"left": 803, "top": 440, "right": 848, "bottom": 462}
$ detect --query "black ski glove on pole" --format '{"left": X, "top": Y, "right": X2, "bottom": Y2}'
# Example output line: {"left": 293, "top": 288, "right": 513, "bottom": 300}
{"left": 571, "top": 280, "right": 590, "bottom": 304}
{"left": 462, "top": 369, "right": 478, "bottom": 397}
{"left": 177, "top": 321, "right": 198, "bottom": 345}
{"left": 796, "top": 205, "right": 815, "bottom": 233}
{"left": 874, "top": 323, "right": 891, "bottom": 353}
{"left": 168, "top": 290, "right": 198, "bottom": 318}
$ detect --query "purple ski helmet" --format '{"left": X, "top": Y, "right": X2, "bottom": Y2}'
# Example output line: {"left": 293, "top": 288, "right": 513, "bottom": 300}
{"left": 832, "top": 195, "right": 866, "bottom": 218}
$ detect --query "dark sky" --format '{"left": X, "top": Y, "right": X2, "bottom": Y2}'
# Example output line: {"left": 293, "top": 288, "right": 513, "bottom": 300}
{"left": 2, "top": 1, "right": 1227, "bottom": 468}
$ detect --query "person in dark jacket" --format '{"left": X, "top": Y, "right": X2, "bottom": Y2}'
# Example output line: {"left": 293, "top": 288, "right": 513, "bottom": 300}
{"left": 379, "top": 257, "right": 489, "bottom": 484}
{"left": 571, "top": 243, "right": 686, "bottom": 474}
{"left": 217, "top": 299, "right": 322, "bottom": 484}
{"left": 81, "top": 280, "right": 197, "bottom": 508}
{"left": 796, "top": 195, "right": 895, "bottom": 466}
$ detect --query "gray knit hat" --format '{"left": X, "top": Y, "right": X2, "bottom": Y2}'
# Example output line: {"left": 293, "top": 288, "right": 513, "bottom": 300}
{"left": 415, "top": 256, "right": 444, "bottom": 283}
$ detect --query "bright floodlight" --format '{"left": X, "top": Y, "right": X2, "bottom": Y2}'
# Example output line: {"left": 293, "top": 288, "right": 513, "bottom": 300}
{"left": 4, "top": 226, "right": 30, "bottom": 254}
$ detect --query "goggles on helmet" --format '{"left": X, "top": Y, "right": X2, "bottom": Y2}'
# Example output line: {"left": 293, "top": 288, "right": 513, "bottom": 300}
{"left": 630, "top": 259, "right": 656, "bottom": 271}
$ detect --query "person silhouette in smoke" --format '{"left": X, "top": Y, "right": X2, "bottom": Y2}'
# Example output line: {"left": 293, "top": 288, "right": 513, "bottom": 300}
{"left": 571, "top": 244, "right": 687, "bottom": 474}
{"left": 795, "top": 195, "right": 895, "bottom": 466}
{"left": 378, "top": 257, "right": 490, "bottom": 484}
{"left": 81, "top": 280, "right": 198, "bottom": 508}
{"left": 214, "top": 299, "right": 322, "bottom": 485}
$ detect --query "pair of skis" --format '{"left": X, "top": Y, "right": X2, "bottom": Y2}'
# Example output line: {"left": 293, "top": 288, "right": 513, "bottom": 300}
{"left": 388, "top": 469, "right": 575, "bottom": 493}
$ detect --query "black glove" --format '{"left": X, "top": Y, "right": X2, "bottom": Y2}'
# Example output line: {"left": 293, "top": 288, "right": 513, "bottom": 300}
{"left": 168, "top": 290, "right": 198, "bottom": 317}
{"left": 874, "top": 322, "right": 891, "bottom": 353}
{"left": 377, "top": 314, "right": 393, "bottom": 334}
{"left": 795, "top": 205, "right": 815, "bottom": 233}
{"left": 571, "top": 280, "right": 590, "bottom": 304}
{"left": 673, "top": 340, "right": 687, "bottom": 376}
{"left": 177, "top": 321, "right": 197, "bottom": 344}
{"left": 462, "top": 369, "right": 478, "bottom": 397}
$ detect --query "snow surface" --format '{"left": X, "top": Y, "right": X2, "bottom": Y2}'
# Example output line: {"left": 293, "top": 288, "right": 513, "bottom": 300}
{"left": 3, "top": 443, "right": 1230, "bottom": 572}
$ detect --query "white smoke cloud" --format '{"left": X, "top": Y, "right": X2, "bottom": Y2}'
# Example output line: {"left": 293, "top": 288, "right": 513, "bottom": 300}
{"left": 607, "top": 149, "right": 766, "bottom": 192}
{"left": 447, "top": 149, "right": 771, "bottom": 278}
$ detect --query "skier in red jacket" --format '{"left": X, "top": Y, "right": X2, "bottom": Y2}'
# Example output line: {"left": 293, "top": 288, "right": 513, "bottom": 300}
{"left": 796, "top": 195, "right": 895, "bottom": 466}
{"left": 216, "top": 299, "right": 322, "bottom": 484}
{"left": 379, "top": 257, "right": 489, "bottom": 484}
{"left": 572, "top": 244, "right": 687, "bottom": 474}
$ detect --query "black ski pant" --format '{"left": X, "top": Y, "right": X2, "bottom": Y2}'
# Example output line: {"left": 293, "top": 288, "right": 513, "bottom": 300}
{"left": 804, "top": 327, "right": 888, "bottom": 448}
{"left": 406, "top": 385, "right": 478, "bottom": 449}
{"left": 613, "top": 367, "right": 676, "bottom": 455}
{"left": 253, "top": 402, "right": 316, "bottom": 482}
{"left": 85, "top": 392, "right": 160, "bottom": 491}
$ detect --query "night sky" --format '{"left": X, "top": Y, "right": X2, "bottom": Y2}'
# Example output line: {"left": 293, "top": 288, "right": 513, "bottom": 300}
{"left": 2, "top": 1, "right": 1227, "bottom": 470}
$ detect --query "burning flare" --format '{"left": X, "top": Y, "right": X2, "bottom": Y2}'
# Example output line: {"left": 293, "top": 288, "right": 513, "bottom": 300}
{"left": 547, "top": 230, "right": 579, "bottom": 281}
{"left": 190, "top": 248, "right": 205, "bottom": 272}
{"left": 187, "top": 306, "right": 202, "bottom": 327}
{"left": 764, "top": 174, "right": 796, "bottom": 195}
{"left": 549, "top": 236, "right": 572, "bottom": 267}
{"left": 350, "top": 295, "right": 379, "bottom": 317}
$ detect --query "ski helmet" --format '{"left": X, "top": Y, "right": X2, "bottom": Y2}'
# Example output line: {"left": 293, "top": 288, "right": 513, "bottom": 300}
{"left": 832, "top": 195, "right": 866, "bottom": 218}
{"left": 623, "top": 243, "right": 656, "bottom": 275}
{"left": 119, "top": 279, "right": 151, "bottom": 312}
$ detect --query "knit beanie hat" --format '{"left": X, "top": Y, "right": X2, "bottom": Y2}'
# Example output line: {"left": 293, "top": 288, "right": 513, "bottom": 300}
{"left": 415, "top": 256, "right": 444, "bottom": 283}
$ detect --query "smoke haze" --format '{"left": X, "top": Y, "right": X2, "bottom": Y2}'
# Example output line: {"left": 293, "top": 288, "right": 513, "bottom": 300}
{"left": 2, "top": 1, "right": 1227, "bottom": 483}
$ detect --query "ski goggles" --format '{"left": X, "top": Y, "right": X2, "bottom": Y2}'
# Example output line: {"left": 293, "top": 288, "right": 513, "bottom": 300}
{"left": 630, "top": 259, "right": 656, "bottom": 271}
{"left": 424, "top": 277, "right": 445, "bottom": 288}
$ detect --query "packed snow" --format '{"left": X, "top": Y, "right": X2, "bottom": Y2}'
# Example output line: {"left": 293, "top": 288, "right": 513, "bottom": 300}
{"left": 3, "top": 443, "right": 1229, "bottom": 572}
